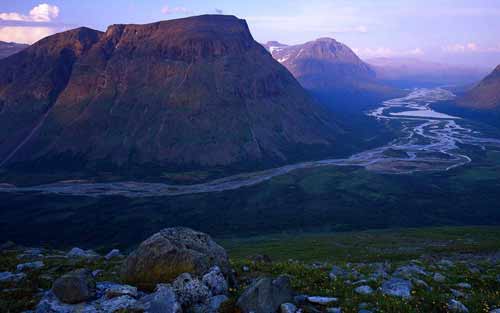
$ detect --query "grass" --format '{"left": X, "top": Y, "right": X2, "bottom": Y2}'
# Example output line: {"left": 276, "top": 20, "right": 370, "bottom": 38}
{"left": 1, "top": 226, "right": 500, "bottom": 312}
{"left": 221, "top": 226, "right": 500, "bottom": 263}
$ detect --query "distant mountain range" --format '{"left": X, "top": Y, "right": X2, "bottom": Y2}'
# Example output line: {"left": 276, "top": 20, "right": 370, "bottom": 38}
{"left": 0, "top": 41, "right": 28, "bottom": 59}
{"left": 367, "top": 57, "right": 488, "bottom": 88}
{"left": 457, "top": 65, "right": 500, "bottom": 110}
{"left": 263, "top": 38, "right": 404, "bottom": 110}
{"left": 0, "top": 15, "right": 343, "bottom": 176}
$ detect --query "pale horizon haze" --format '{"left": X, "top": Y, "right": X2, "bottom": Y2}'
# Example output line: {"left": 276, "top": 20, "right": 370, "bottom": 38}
{"left": 1, "top": 0, "right": 500, "bottom": 69}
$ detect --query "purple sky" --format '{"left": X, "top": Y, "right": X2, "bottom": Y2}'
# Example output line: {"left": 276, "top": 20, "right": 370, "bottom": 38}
{"left": 1, "top": 1, "right": 499, "bottom": 69}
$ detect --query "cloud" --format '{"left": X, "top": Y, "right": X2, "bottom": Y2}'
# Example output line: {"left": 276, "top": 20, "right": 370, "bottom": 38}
{"left": 442, "top": 42, "right": 500, "bottom": 53}
{"left": 161, "top": 5, "right": 192, "bottom": 15}
{"left": 0, "top": 3, "right": 60, "bottom": 22}
{"left": 0, "top": 26, "right": 58, "bottom": 44}
{"left": 215, "top": 8, "right": 223, "bottom": 14}
{"left": 354, "top": 47, "right": 424, "bottom": 58}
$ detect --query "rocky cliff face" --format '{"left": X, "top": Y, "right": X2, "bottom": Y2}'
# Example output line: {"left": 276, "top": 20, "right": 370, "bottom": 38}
{"left": 0, "top": 15, "right": 341, "bottom": 174}
{"left": 458, "top": 65, "right": 500, "bottom": 110}
{"left": 264, "top": 38, "right": 402, "bottom": 106}
{"left": 0, "top": 41, "right": 29, "bottom": 59}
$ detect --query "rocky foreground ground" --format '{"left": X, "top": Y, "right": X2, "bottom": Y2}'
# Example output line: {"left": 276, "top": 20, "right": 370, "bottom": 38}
{"left": 1, "top": 227, "right": 500, "bottom": 313}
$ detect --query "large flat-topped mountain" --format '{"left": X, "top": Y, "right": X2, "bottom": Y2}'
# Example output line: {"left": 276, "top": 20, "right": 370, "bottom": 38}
{"left": 0, "top": 15, "right": 341, "bottom": 174}
{"left": 457, "top": 65, "right": 500, "bottom": 110}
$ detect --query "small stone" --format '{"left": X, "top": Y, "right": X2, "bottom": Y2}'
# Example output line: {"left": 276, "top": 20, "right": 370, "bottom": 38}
{"left": 393, "top": 264, "right": 427, "bottom": 279}
{"left": 67, "top": 247, "right": 99, "bottom": 259}
{"left": 326, "top": 308, "right": 341, "bottom": 313}
{"left": 202, "top": 266, "right": 228, "bottom": 296}
{"left": 307, "top": 296, "right": 338, "bottom": 305}
{"left": 17, "top": 261, "right": 44, "bottom": 271}
{"left": 380, "top": 278, "right": 412, "bottom": 299}
{"left": 172, "top": 273, "right": 211, "bottom": 307}
{"left": 52, "top": 269, "right": 96, "bottom": 304}
{"left": 92, "top": 269, "right": 103, "bottom": 278}
{"left": 433, "top": 273, "right": 446, "bottom": 283}
{"left": 105, "top": 249, "right": 122, "bottom": 260}
{"left": 355, "top": 285, "right": 374, "bottom": 295}
{"left": 280, "top": 302, "right": 297, "bottom": 313}
{"left": 456, "top": 282, "right": 471, "bottom": 289}
{"left": 103, "top": 283, "right": 138, "bottom": 299}
{"left": 448, "top": 299, "right": 469, "bottom": 313}
{"left": 0, "top": 271, "right": 26, "bottom": 283}
{"left": 358, "top": 310, "right": 373, "bottom": 313}
{"left": 294, "top": 294, "right": 308, "bottom": 304}
{"left": 207, "top": 294, "right": 229, "bottom": 312}
{"left": 329, "top": 266, "right": 348, "bottom": 280}
{"left": 99, "top": 295, "right": 138, "bottom": 312}
{"left": 236, "top": 275, "right": 293, "bottom": 313}
{"left": 135, "top": 284, "right": 181, "bottom": 313}
{"left": 413, "top": 279, "right": 429, "bottom": 289}
{"left": 242, "top": 266, "right": 250, "bottom": 272}
{"left": 489, "top": 309, "right": 500, "bottom": 313}
{"left": 450, "top": 289, "right": 465, "bottom": 298}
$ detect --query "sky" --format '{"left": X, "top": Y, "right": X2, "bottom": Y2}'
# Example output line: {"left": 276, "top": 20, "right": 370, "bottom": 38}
{"left": 1, "top": 0, "right": 500, "bottom": 68}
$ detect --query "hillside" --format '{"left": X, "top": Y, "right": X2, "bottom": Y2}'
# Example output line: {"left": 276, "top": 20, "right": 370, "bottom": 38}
{"left": 0, "top": 15, "right": 342, "bottom": 176}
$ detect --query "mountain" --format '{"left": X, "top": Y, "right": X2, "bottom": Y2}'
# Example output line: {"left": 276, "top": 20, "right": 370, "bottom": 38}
{"left": 0, "top": 41, "right": 29, "bottom": 59}
{"left": 0, "top": 15, "right": 342, "bottom": 176}
{"left": 457, "top": 65, "right": 500, "bottom": 110}
{"left": 367, "top": 57, "right": 488, "bottom": 88}
{"left": 263, "top": 38, "right": 403, "bottom": 109}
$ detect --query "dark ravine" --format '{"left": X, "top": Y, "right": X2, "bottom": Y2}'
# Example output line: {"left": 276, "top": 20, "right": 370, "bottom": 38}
{"left": 0, "top": 15, "right": 342, "bottom": 175}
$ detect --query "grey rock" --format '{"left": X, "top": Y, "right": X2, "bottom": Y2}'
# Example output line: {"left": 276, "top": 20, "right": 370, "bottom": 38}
{"left": 208, "top": 295, "right": 229, "bottom": 312}
{"left": 358, "top": 310, "right": 373, "bottom": 313}
{"left": 433, "top": 273, "right": 446, "bottom": 283}
{"left": 100, "top": 282, "right": 138, "bottom": 299}
{"left": 393, "top": 264, "right": 427, "bottom": 279}
{"left": 307, "top": 296, "right": 338, "bottom": 305}
{"left": 67, "top": 248, "right": 99, "bottom": 259}
{"left": 242, "top": 266, "right": 250, "bottom": 272}
{"left": 92, "top": 270, "right": 103, "bottom": 278}
{"left": 329, "top": 266, "right": 348, "bottom": 280}
{"left": 236, "top": 275, "right": 293, "bottom": 313}
{"left": 448, "top": 299, "right": 469, "bottom": 313}
{"left": 489, "top": 309, "right": 500, "bottom": 313}
{"left": 450, "top": 289, "right": 465, "bottom": 298}
{"left": 437, "top": 259, "right": 455, "bottom": 268}
{"left": 35, "top": 291, "right": 98, "bottom": 313}
{"left": 172, "top": 273, "right": 211, "bottom": 307}
{"left": 136, "top": 284, "right": 181, "bottom": 313}
{"left": 294, "top": 294, "right": 308, "bottom": 304}
{"left": 456, "top": 282, "right": 471, "bottom": 289}
{"left": 17, "top": 261, "right": 44, "bottom": 271}
{"left": 202, "top": 266, "right": 228, "bottom": 296}
{"left": 0, "top": 271, "right": 26, "bottom": 282}
{"left": 122, "top": 227, "right": 230, "bottom": 291}
{"left": 52, "top": 269, "right": 96, "bottom": 304}
{"left": 380, "top": 278, "right": 412, "bottom": 299}
{"left": 104, "top": 249, "right": 122, "bottom": 260}
{"left": 98, "top": 295, "right": 138, "bottom": 312}
{"left": 326, "top": 308, "right": 341, "bottom": 313}
{"left": 280, "top": 303, "right": 297, "bottom": 313}
{"left": 355, "top": 285, "right": 374, "bottom": 295}
{"left": 413, "top": 279, "right": 429, "bottom": 289}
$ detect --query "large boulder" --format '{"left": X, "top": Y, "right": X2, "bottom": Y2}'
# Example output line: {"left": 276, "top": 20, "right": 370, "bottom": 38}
{"left": 236, "top": 275, "right": 293, "bottom": 313}
{"left": 52, "top": 269, "right": 96, "bottom": 304}
{"left": 122, "top": 227, "right": 230, "bottom": 291}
